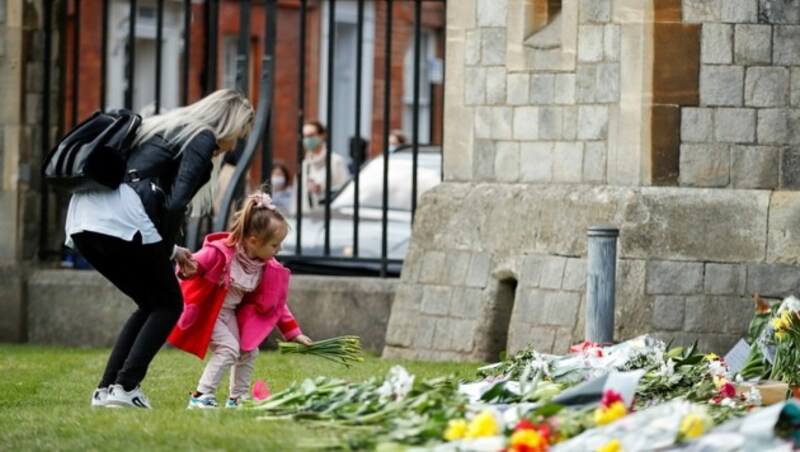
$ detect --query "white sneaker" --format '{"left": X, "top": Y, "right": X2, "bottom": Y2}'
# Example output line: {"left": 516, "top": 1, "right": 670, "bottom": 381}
{"left": 91, "top": 387, "right": 108, "bottom": 407}
{"left": 187, "top": 393, "right": 218, "bottom": 409}
{"left": 106, "top": 384, "right": 152, "bottom": 409}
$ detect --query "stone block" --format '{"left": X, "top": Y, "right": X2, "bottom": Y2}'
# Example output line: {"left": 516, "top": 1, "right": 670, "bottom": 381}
{"left": 595, "top": 63, "right": 620, "bottom": 103}
{"left": 520, "top": 255, "right": 547, "bottom": 287}
{"left": 474, "top": 107, "right": 493, "bottom": 139}
{"left": 530, "top": 73, "right": 555, "bottom": 105}
{"left": 576, "top": 106, "right": 609, "bottom": 140}
{"left": 481, "top": 28, "right": 507, "bottom": 66}
{"left": 450, "top": 319, "right": 479, "bottom": 352}
{"left": 507, "top": 73, "right": 530, "bottom": 105}
{"left": 714, "top": 108, "right": 756, "bottom": 143}
{"left": 747, "top": 263, "right": 800, "bottom": 297}
{"left": 465, "top": 67, "right": 486, "bottom": 105}
{"left": 538, "top": 107, "right": 563, "bottom": 140}
{"left": 652, "top": 296, "right": 685, "bottom": 331}
{"left": 576, "top": 65, "right": 596, "bottom": 103}
{"left": 385, "top": 306, "right": 418, "bottom": 348}
{"left": 491, "top": 107, "right": 513, "bottom": 140}
{"left": 745, "top": 67, "right": 790, "bottom": 108}
{"left": 683, "top": 0, "right": 721, "bottom": 22}
{"left": 473, "top": 139, "right": 495, "bottom": 181}
{"left": 679, "top": 143, "right": 730, "bottom": 187}
{"left": 563, "top": 258, "right": 587, "bottom": 291}
{"left": 700, "top": 65, "right": 744, "bottom": 107}
{"left": 393, "top": 283, "right": 423, "bottom": 311}
{"left": 554, "top": 73, "right": 576, "bottom": 104}
{"left": 758, "top": 0, "right": 800, "bottom": 24}
{"left": 486, "top": 67, "right": 507, "bottom": 105}
{"left": 681, "top": 107, "right": 714, "bottom": 142}
{"left": 507, "top": 325, "right": 555, "bottom": 355}
{"left": 604, "top": 24, "right": 620, "bottom": 61}
{"left": 583, "top": 141, "right": 607, "bottom": 183}
{"left": 734, "top": 24, "right": 771, "bottom": 65}
{"left": 495, "top": 141, "right": 520, "bottom": 182}
{"left": 701, "top": 24, "right": 732, "bottom": 64}
{"left": 725, "top": 296, "right": 753, "bottom": 335}
{"left": 792, "top": 68, "right": 800, "bottom": 107}
{"left": 513, "top": 106, "right": 539, "bottom": 140}
{"left": 539, "top": 256, "right": 567, "bottom": 289}
{"left": 697, "top": 334, "right": 741, "bottom": 356}
{"left": 704, "top": 263, "right": 747, "bottom": 295}
{"left": 684, "top": 296, "right": 727, "bottom": 333}
{"left": 782, "top": 146, "right": 800, "bottom": 189}
{"left": 477, "top": 0, "right": 507, "bottom": 27}
{"left": 444, "top": 251, "right": 473, "bottom": 285}
{"left": 580, "top": 0, "right": 611, "bottom": 23}
{"left": 465, "top": 30, "right": 481, "bottom": 65}
{"left": 645, "top": 260, "right": 704, "bottom": 295}
{"left": 722, "top": 0, "right": 758, "bottom": 22}
{"left": 730, "top": 145, "right": 780, "bottom": 189}
{"left": 520, "top": 142, "right": 553, "bottom": 182}
{"left": 513, "top": 287, "right": 547, "bottom": 321}
{"left": 562, "top": 107, "right": 578, "bottom": 140}
{"left": 757, "top": 108, "right": 789, "bottom": 145}
{"left": 449, "top": 287, "right": 483, "bottom": 318}
{"left": 553, "top": 326, "right": 577, "bottom": 354}
{"left": 412, "top": 316, "right": 437, "bottom": 349}
{"left": 420, "top": 250, "right": 447, "bottom": 284}
{"left": 466, "top": 252, "right": 492, "bottom": 288}
{"left": 553, "top": 142, "right": 584, "bottom": 183}
{"left": 578, "top": 25, "right": 604, "bottom": 62}
{"left": 774, "top": 26, "right": 800, "bottom": 66}
{"left": 541, "top": 291, "right": 581, "bottom": 326}
{"left": 767, "top": 191, "right": 800, "bottom": 264}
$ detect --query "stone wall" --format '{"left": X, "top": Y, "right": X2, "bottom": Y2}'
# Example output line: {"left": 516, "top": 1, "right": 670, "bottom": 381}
{"left": 384, "top": 0, "right": 800, "bottom": 361}
{"left": 27, "top": 270, "right": 395, "bottom": 352}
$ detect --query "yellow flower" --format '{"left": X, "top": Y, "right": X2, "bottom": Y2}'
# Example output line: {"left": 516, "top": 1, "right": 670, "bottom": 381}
{"left": 509, "top": 428, "right": 545, "bottom": 451}
{"left": 596, "top": 439, "right": 622, "bottom": 452}
{"left": 705, "top": 353, "right": 719, "bottom": 361}
{"left": 712, "top": 375, "right": 727, "bottom": 389}
{"left": 594, "top": 401, "right": 627, "bottom": 425}
{"left": 776, "top": 329, "right": 787, "bottom": 340}
{"left": 443, "top": 419, "right": 468, "bottom": 441}
{"left": 679, "top": 413, "right": 707, "bottom": 439}
{"left": 465, "top": 411, "right": 500, "bottom": 438}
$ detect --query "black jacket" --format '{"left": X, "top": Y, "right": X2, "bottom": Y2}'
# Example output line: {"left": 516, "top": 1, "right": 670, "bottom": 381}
{"left": 125, "top": 129, "right": 216, "bottom": 252}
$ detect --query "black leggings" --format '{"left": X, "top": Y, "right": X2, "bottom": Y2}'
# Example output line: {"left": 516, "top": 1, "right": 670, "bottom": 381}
{"left": 72, "top": 231, "right": 183, "bottom": 391}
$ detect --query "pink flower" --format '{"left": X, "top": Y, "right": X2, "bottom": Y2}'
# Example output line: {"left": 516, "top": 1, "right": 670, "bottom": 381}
{"left": 569, "top": 341, "right": 604, "bottom": 357}
{"left": 720, "top": 382, "right": 736, "bottom": 398}
{"left": 253, "top": 379, "right": 271, "bottom": 401}
{"left": 601, "top": 390, "right": 624, "bottom": 408}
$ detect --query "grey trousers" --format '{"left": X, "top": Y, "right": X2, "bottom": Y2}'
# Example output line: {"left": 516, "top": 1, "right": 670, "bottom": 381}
{"left": 196, "top": 307, "right": 259, "bottom": 398}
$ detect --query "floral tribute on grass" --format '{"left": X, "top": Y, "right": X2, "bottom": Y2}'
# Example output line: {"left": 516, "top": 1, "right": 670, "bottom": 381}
{"left": 250, "top": 300, "right": 800, "bottom": 450}
{"left": 277, "top": 335, "right": 363, "bottom": 367}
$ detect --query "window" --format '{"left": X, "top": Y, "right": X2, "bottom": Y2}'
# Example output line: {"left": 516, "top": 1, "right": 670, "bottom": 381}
{"left": 529, "top": 0, "right": 562, "bottom": 37}
{"left": 402, "top": 30, "right": 438, "bottom": 143}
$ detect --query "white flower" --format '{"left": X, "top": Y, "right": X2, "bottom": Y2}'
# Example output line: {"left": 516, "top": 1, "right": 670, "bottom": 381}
{"left": 707, "top": 360, "right": 730, "bottom": 379}
{"left": 782, "top": 295, "right": 800, "bottom": 313}
{"left": 743, "top": 387, "right": 763, "bottom": 406}
{"left": 654, "top": 359, "right": 676, "bottom": 377}
{"left": 377, "top": 365, "right": 415, "bottom": 402}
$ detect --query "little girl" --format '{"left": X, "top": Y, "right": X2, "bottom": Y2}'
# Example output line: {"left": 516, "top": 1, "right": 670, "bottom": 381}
{"left": 167, "top": 191, "right": 312, "bottom": 408}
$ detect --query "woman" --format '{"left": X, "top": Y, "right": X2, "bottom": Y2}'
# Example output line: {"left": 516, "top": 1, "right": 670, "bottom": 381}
{"left": 269, "top": 161, "right": 294, "bottom": 213}
{"left": 65, "top": 89, "right": 254, "bottom": 409}
{"left": 295, "top": 120, "right": 350, "bottom": 214}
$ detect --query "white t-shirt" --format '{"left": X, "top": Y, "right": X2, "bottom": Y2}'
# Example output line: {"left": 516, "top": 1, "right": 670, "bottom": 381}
{"left": 65, "top": 184, "right": 163, "bottom": 247}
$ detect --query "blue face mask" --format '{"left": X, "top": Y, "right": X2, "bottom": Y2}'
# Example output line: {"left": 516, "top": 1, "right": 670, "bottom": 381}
{"left": 302, "top": 136, "right": 322, "bottom": 151}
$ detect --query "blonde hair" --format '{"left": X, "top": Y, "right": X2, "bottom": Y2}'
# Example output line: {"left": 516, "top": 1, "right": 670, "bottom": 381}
{"left": 226, "top": 191, "right": 289, "bottom": 248}
{"left": 133, "top": 89, "right": 254, "bottom": 216}
{"left": 133, "top": 89, "right": 254, "bottom": 151}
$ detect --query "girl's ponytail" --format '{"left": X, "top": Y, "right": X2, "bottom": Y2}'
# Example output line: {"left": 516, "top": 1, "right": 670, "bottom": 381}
{"left": 226, "top": 191, "right": 287, "bottom": 247}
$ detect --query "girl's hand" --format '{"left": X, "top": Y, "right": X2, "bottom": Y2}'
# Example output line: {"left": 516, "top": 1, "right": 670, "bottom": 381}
{"left": 294, "top": 335, "right": 312, "bottom": 346}
{"left": 174, "top": 246, "right": 198, "bottom": 278}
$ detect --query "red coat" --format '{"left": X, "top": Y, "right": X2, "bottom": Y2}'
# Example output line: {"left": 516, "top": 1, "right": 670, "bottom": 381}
{"left": 167, "top": 232, "right": 301, "bottom": 359}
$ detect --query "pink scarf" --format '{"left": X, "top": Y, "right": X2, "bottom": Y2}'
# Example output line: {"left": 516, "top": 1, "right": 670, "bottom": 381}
{"left": 229, "top": 245, "right": 265, "bottom": 293}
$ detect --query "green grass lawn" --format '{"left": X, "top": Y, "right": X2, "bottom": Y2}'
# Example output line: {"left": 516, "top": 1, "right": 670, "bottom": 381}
{"left": 0, "top": 344, "right": 482, "bottom": 451}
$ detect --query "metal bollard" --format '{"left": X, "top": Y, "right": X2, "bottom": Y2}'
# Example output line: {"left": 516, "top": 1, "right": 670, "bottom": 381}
{"left": 585, "top": 226, "right": 619, "bottom": 344}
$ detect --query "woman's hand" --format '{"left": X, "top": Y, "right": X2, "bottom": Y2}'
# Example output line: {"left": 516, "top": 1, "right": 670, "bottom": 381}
{"left": 293, "top": 335, "right": 312, "bottom": 346}
{"left": 174, "top": 246, "right": 198, "bottom": 278}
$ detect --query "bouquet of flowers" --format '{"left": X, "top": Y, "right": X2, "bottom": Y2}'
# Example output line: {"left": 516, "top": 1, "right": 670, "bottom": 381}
{"left": 739, "top": 295, "right": 800, "bottom": 390}
{"left": 277, "top": 335, "right": 363, "bottom": 367}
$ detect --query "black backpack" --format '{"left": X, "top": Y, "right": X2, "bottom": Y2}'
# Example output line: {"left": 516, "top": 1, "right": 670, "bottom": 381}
{"left": 42, "top": 109, "right": 142, "bottom": 193}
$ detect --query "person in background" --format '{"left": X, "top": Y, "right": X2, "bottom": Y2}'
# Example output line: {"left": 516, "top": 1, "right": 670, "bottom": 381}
{"left": 67, "top": 89, "right": 254, "bottom": 409}
{"left": 168, "top": 191, "right": 312, "bottom": 409}
{"left": 388, "top": 129, "right": 407, "bottom": 152}
{"left": 295, "top": 120, "right": 350, "bottom": 214}
{"left": 269, "top": 162, "right": 294, "bottom": 213}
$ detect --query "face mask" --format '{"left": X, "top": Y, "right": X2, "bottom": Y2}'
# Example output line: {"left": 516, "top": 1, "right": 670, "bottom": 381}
{"left": 271, "top": 176, "right": 286, "bottom": 188}
{"left": 302, "top": 136, "right": 322, "bottom": 151}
